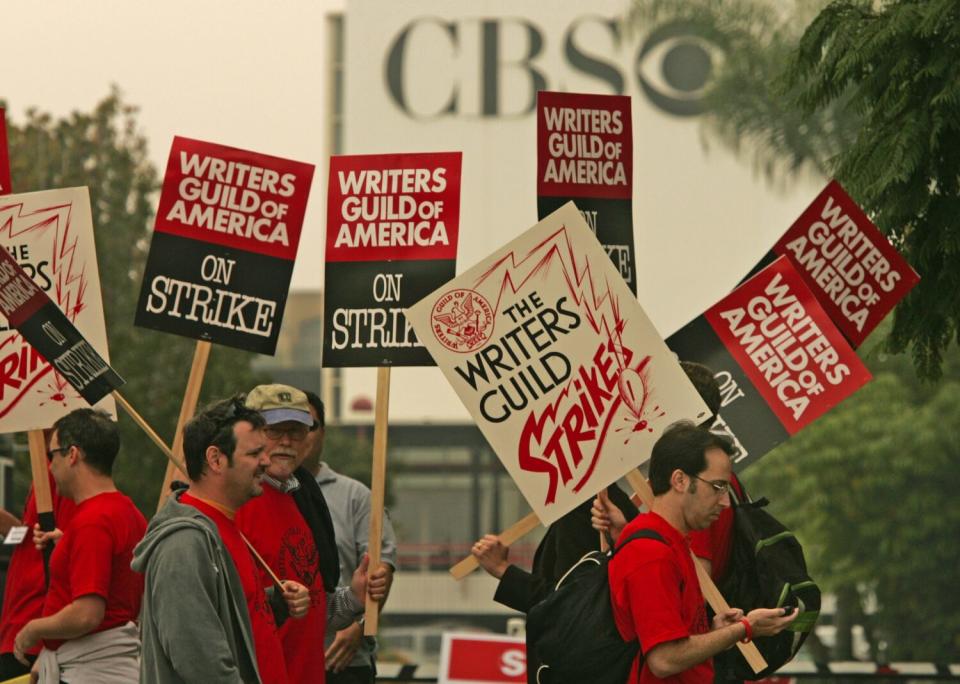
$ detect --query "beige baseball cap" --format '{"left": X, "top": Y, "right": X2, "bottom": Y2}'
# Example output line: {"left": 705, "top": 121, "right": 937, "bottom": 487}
{"left": 245, "top": 384, "right": 313, "bottom": 426}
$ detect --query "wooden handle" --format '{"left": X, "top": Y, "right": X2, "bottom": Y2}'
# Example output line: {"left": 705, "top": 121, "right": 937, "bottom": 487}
{"left": 449, "top": 512, "right": 542, "bottom": 580}
{"left": 598, "top": 489, "right": 611, "bottom": 552}
{"left": 625, "top": 470, "right": 767, "bottom": 672}
{"left": 112, "top": 390, "right": 185, "bottom": 476}
{"left": 363, "top": 367, "right": 391, "bottom": 636}
{"left": 240, "top": 531, "right": 284, "bottom": 588}
{"left": 27, "top": 431, "right": 53, "bottom": 520}
{"left": 157, "top": 341, "right": 211, "bottom": 512}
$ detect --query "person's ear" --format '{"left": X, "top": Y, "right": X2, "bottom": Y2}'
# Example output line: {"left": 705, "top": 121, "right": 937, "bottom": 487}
{"left": 67, "top": 445, "right": 81, "bottom": 467}
{"left": 670, "top": 468, "right": 687, "bottom": 493}
{"left": 205, "top": 445, "right": 224, "bottom": 474}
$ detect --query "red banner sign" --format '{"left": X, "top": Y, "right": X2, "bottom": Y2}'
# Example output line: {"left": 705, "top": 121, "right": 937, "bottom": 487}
{"left": 440, "top": 633, "right": 526, "bottom": 684}
{"left": 326, "top": 151, "right": 461, "bottom": 263}
{"left": 762, "top": 180, "right": 920, "bottom": 346}
{"left": 705, "top": 256, "right": 871, "bottom": 435}
{"left": 154, "top": 136, "right": 313, "bottom": 262}
{"left": 536, "top": 92, "right": 632, "bottom": 201}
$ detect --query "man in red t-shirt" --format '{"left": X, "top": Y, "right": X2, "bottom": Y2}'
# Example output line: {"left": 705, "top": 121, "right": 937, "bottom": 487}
{"left": 0, "top": 466, "right": 75, "bottom": 679}
{"left": 236, "top": 384, "right": 388, "bottom": 684}
{"left": 608, "top": 422, "right": 796, "bottom": 684}
{"left": 134, "top": 396, "right": 311, "bottom": 684}
{"left": 12, "top": 409, "right": 147, "bottom": 683}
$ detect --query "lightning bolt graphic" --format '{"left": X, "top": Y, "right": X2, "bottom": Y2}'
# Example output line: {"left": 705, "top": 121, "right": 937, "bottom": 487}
{"left": 474, "top": 224, "right": 630, "bottom": 375}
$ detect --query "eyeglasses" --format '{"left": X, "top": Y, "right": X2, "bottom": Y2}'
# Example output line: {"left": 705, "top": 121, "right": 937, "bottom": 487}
{"left": 691, "top": 475, "right": 732, "bottom": 496}
{"left": 46, "top": 446, "right": 71, "bottom": 462}
{"left": 263, "top": 424, "right": 310, "bottom": 442}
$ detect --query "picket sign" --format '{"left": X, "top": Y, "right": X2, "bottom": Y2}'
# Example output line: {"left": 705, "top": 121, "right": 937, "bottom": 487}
{"left": 363, "top": 367, "right": 391, "bottom": 635}
{"left": 156, "top": 341, "right": 212, "bottom": 511}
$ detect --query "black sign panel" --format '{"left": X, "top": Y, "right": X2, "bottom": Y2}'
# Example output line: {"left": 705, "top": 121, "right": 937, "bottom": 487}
{"left": 135, "top": 232, "right": 293, "bottom": 355}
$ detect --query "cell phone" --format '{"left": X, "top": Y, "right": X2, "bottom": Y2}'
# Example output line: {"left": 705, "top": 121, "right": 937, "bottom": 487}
{"left": 781, "top": 606, "right": 796, "bottom": 616}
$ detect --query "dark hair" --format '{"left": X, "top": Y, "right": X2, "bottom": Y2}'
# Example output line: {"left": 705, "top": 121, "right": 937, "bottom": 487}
{"left": 52, "top": 409, "right": 120, "bottom": 476}
{"left": 302, "top": 390, "right": 325, "bottom": 429}
{"left": 648, "top": 421, "right": 735, "bottom": 495}
{"left": 680, "top": 361, "right": 721, "bottom": 426}
{"left": 183, "top": 395, "right": 265, "bottom": 481}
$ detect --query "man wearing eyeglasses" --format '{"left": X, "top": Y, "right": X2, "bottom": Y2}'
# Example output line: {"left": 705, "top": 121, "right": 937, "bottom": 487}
{"left": 607, "top": 422, "right": 796, "bottom": 684}
{"left": 236, "top": 384, "right": 388, "bottom": 684}
{"left": 13, "top": 409, "right": 146, "bottom": 683}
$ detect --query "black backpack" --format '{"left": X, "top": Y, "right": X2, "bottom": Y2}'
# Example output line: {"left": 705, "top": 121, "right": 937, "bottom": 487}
{"left": 715, "top": 494, "right": 821, "bottom": 681}
{"left": 525, "top": 529, "right": 665, "bottom": 684}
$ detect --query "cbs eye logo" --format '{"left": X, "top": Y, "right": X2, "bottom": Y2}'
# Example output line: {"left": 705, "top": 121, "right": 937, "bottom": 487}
{"left": 636, "top": 20, "right": 727, "bottom": 118}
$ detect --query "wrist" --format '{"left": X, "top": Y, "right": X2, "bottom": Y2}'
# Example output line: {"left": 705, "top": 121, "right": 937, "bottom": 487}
{"left": 739, "top": 618, "right": 753, "bottom": 643}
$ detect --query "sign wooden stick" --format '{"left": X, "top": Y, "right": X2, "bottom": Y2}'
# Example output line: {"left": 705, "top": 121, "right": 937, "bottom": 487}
{"left": 240, "top": 531, "right": 284, "bottom": 587}
{"left": 363, "top": 366, "right": 391, "bottom": 635}
{"left": 27, "top": 430, "right": 53, "bottom": 529}
{"left": 112, "top": 390, "right": 185, "bottom": 476}
{"left": 27, "top": 430, "right": 55, "bottom": 580}
{"left": 156, "top": 341, "right": 212, "bottom": 511}
{"left": 449, "top": 511, "right": 542, "bottom": 580}
{"left": 623, "top": 470, "right": 767, "bottom": 673}
{"left": 598, "top": 489, "right": 611, "bottom": 552}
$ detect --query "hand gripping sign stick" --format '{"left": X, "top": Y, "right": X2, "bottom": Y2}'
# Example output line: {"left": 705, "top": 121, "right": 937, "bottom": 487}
{"left": 363, "top": 367, "right": 391, "bottom": 635}
{"left": 156, "top": 341, "right": 212, "bottom": 511}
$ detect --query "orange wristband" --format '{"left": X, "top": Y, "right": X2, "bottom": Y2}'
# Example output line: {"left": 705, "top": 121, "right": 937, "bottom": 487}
{"left": 739, "top": 618, "right": 753, "bottom": 643}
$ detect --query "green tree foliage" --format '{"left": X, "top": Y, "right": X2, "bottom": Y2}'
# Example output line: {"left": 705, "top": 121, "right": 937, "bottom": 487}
{"left": 745, "top": 328, "right": 960, "bottom": 660}
{"left": 631, "top": 0, "right": 960, "bottom": 379}
{"left": 5, "top": 90, "right": 266, "bottom": 513}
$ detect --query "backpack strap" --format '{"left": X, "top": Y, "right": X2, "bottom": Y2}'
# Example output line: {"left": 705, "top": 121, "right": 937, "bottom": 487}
{"left": 611, "top": 529, "right": 666, "bottom": 557}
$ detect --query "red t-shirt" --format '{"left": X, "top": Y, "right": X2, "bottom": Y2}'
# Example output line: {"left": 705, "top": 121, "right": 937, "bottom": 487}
{"left": 0, "top": 473, "right": 76, "bottom": 654}
{"left": 181, "top": 492, "right": 289, "bottom": 684}
{"left": 41, "top": 491, "right": 146, "bottom": 651}
{"left": 236, "top": 482, "right": 328, "bottom": 683}
{"left": 609, "top": 512, "right": 712, "bottom": 684}
{"left": 689, "top": 475, "right": 745, "bottom": 582}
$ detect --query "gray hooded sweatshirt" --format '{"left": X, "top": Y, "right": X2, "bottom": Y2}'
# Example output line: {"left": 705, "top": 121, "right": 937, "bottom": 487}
{"left": 131, "top": 491, "right": 262, "bottom": 684}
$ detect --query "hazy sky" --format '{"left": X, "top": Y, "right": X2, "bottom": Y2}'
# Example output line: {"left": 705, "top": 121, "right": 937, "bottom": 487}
{"left": 2, "top": 1, "right": 825, "bottom": 422}
{"left": 2, "top": 0, "right": 339, "bottom": 291}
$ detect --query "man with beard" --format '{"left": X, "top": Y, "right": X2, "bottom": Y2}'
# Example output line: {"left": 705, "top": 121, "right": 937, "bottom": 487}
{"left": 133, "top": 396, "right": 310, "bottom": 684}
{"left": 236, "top": 384, "right": 388, "bottom": 683}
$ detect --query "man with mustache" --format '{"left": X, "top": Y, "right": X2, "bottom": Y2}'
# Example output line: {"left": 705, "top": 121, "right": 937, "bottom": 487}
{"left": 236, "top": 384, "right": 388, "bottom": 683}
{"left": 134, "top": 396, "right": 310, "bottom": 684}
